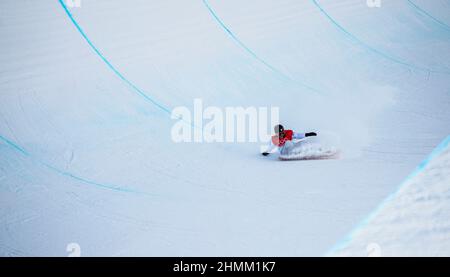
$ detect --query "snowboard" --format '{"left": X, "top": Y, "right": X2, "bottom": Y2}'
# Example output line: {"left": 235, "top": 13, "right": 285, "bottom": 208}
{"left": 278, "top": 136, "right": 340, "bottom": 161}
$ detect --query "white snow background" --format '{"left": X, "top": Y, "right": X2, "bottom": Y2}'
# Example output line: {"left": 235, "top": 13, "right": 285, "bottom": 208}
{"left": 0, "top": 0, "right": 449, "bottom": 256}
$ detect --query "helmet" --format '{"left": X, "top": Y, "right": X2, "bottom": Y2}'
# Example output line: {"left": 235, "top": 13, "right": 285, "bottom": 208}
{"left": 274, "top": 124, "right": 284, "bottom": 134}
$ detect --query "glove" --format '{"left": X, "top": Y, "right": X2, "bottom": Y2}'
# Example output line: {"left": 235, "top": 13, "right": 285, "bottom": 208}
{"left": 305, "top": 132, "right": 317, "bottom": 137}
{"left": 262, "top": 152, "right": 270, "bottom": 156}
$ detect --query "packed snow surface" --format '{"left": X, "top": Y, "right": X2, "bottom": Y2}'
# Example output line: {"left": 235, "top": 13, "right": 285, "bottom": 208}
{"left": 332, "top": 136, "right": 450, "bottom": 257}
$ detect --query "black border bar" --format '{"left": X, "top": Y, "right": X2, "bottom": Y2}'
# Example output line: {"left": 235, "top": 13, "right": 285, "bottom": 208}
{"left": 1, "top": 257, "right": 450, "bottom": 275}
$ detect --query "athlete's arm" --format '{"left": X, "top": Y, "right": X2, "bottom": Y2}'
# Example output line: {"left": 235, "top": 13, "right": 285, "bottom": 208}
{"left": 262, "top": 140, "right": 277, "bottom": 156}
{"left": 293, "top": 132, "right": 306, "bottom": 140}
{"left": 293, "top": 131, "right": 317, "bottom": 140}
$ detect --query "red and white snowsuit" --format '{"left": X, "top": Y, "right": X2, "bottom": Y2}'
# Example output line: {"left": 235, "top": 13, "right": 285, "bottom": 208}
{"left": 265, "top": 130, "right": 306, "bottom": 153}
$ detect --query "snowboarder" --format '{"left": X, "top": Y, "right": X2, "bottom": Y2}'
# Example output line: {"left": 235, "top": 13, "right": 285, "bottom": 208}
{"left": 262, "top": 124, "right": 317, "bottom": 156}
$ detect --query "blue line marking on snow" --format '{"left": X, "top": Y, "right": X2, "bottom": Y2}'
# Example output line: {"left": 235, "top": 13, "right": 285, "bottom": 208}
{"left": 202, "top": 0, "right": 283, "bottom": 74}
{"left": 58, "top": 0, "right": 200, "bottom": 130}
{"left": 0, "top": 135, "right": 29, "bottom": 157}
{"left": 202, "top": 0, "right": 323, "bottom": 94}
{"left": 0, "top": 1, "right": 198, "bottom": 194}
{"left": 310, "top": 0, "right": 450, "bottom": 75}
{"left": 0, "top": 134, "right": 147, "bottom": 195}
{"left": 407, "top": 0, "right": 450, "bottom": 32}
{"left": 326, "top": 135, "right": 450, "bottom": 256}
{"left": 41, "top": 162, "right": 137, "bottom": 193}
{"left": 58, "top": 0, "right": 172, "bottom": 115}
